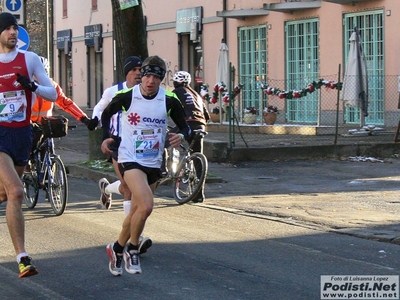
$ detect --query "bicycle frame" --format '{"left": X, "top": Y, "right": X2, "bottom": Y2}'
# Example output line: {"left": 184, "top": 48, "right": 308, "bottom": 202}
{"left": 36, "top": 137, "right": 55, "bottom": 186}
{"left": 158, "top": 132, "right": 198, "bottom": 183}
{"left": 174, "top": 130, "right": 208, "bottom": 171}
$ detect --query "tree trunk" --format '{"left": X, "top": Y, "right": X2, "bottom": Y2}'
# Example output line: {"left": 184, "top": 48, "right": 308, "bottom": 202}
{"left": 111, "top": 0, "right": 148, "bottom": 83}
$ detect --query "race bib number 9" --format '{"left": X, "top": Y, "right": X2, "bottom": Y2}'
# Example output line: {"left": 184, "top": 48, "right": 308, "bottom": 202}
{"left": 0, "top": 90, "right": 27, "bottom": 122}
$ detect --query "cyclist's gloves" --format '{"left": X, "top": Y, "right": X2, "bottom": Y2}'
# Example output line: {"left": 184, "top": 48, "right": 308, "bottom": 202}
{"left": 16, "top": 74, "right": 38, "bottom": 92}
{"left": 84, "top": 116, "right": 98, "bottom": 131}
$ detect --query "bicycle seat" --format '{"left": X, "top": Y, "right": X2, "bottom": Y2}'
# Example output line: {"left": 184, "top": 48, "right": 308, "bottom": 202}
{"left": 193, "top": 129, "right": 208, "bottom": 138}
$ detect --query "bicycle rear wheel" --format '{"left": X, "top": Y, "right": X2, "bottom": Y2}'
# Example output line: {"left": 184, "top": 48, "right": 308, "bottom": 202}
{"left": 173, "top": 152, "right": 208, "bottom": 205}
{"left": 22, "top": 156, "right": 40, "bottom": 209}
{"left": 47, "top": 156, "right": 68, "bottom": 216}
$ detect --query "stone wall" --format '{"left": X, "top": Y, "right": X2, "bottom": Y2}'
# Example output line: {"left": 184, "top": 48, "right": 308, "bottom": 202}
{"left": 0, "top": 0, "right": 51, "bottom": 58}
{"left": 25, "top": 0, "right": 50, "bottom": 57}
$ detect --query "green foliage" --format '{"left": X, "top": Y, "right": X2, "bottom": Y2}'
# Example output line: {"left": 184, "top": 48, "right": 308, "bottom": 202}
{"left": 78, "top": 159, "right": 115, "bottom": 172}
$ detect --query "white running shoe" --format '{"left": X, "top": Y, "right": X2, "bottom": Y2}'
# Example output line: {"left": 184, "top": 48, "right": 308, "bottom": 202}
{"left": 99, "top": 178, "right": 112, "bottom": 209}
{"left": 106, "top": 243, "right": 123, "bottom": 276}
{"left": 123, "top": 249, "right": 141, "bottom": 274}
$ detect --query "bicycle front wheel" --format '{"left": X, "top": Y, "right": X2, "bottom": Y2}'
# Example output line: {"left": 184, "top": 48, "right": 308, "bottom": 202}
{"left": 173, "top": 152, "right": 208, "bottom": 205}
{"left": 47, "top": 156, "right": 68, "bottom": 216}
{"left": 22, "top": 156, "right": 40, "bottom": 209}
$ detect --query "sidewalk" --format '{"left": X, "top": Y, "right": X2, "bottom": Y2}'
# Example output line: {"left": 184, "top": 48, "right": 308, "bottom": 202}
{"left": 56, "top": 118, "right": 400, "bottom": 246}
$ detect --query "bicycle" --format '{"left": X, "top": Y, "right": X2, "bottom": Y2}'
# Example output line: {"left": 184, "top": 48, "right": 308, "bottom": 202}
{"left": 22, "top": 115, "right": 75, "bottom": 216}
{"left": 158, "top": 129, "right": 208, "bottom": 204}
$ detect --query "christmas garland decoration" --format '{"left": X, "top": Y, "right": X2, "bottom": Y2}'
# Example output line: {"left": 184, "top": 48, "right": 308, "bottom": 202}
{"left": 200, "top": 82, "right": 243, "bottom": 105}
{"left": 260, "top": 79, "right": 342, "bottom": 99}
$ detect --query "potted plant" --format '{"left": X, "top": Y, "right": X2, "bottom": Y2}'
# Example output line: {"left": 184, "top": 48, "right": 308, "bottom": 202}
{"left": 263, "top": 105, "right": 278, "bottom": 125}
{"left": 210, "top": 106, "right": 225, "bottom": 123}
{"left": 243, "top": 106, "right": 257, "bottom": 124}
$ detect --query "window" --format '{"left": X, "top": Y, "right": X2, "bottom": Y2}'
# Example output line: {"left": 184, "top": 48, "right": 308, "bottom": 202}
{"left": 92, "top": 0, "right": 98, "bottom": 11}
{"left": 285, "top": 19, "right": 319, "bottom": 123}
{"left": 238, "top": 25, "right": 267, "bottom": 117}
{"left": 344, "top": 10, "right": 384, "bottom": 125}
{"left": 63, "top": 0, "right": 67, "bottom": 18}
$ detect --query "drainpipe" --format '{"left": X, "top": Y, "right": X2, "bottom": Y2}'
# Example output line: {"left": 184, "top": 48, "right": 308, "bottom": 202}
{"left": 46, "top": 0, "right": 50, "bottom": 62}
{"left": 223, "top": 0, "right": 227, "bottom": 43}
{"left": 222, "top": 0, "right": 228, "bottom": 89}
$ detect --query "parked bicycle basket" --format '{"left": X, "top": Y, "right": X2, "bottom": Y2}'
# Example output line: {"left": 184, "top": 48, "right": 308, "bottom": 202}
{"left": 41, "top": 115, "right": 69, "bottom": 138}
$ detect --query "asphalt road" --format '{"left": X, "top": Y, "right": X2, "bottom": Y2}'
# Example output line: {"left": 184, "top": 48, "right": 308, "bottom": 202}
{"left": 1, "top": 117, "right": 399, "bottom": 299}
{"left": 0, "top": 177, "right": 399, "bottom": 300}
{"left": 56, "top": 118, "right": 400, "bottom": 244}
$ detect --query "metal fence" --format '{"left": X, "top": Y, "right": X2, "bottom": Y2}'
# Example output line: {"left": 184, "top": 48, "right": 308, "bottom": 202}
{"left": 206, "top": 74, "right": 400, "bottom": 148}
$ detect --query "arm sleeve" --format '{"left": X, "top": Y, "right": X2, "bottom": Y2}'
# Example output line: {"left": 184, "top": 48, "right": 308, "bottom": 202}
{"left": 92, "top": 85, "right": 117, "bottom": 122}
{"left": 25, "top": 51, "right": 57, "bottom": 101}
{"left": 53, "top": 81, "right": 87, "bottom": 121}
{"left": 101, "top": 91, "right": 131, "bottom": 141}
{"left": 203, "top": 104, "right": 210, "bottom": 122}
{"left": 172, "top": 88, "right": 186, "bottom": 105}
{"left": 166, "top": 93, "right": 191, "bottom": 140}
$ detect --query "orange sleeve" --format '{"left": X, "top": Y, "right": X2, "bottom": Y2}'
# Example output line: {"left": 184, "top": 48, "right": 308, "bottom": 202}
{"left": 53, "top": 81, "right": 87, "bottom": 121}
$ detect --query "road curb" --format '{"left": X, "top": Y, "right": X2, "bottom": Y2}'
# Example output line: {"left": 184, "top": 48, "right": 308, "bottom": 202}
{"left": 67, "top": 164, "right": 224, "bottom": 184}
{"left": 225, "top": 143, "right": 400, "bottom": 162}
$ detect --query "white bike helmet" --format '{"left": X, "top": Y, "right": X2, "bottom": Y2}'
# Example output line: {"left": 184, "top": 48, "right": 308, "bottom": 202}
{"left": 39, "top": 56, "right": 50, "bottom": 75}
{"left": 173, "top": 71, "right": 191, "bottom": 85}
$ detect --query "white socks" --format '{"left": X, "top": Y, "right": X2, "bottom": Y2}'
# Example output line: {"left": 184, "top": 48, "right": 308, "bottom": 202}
{"left": 106, "top": 180, "right": 122, "bottom": 195}
{"left": 107, "top": 181, "right": 129, "bottom": 215}
{"left": 123, "top": 200, "right": 131, "bottom": 216}
{"left": 16, "top": 252, "right": 29, "bottom": 263}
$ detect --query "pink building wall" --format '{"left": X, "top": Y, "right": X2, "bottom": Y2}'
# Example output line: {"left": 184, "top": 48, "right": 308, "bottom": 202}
{"left": 52, "top": 0, "right": 400, "bottom": 115}
{"left": 52, "top": 0, "right": 113, "bottom": 107}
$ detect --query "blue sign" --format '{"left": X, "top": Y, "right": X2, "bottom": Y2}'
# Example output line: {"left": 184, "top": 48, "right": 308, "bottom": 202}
{"left": 17, "top": 26, "right": 30, "bottom": 51}
{"left": 5, "top": 0, "right": 22, "bottom": 12}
